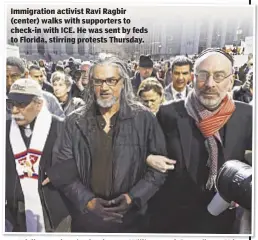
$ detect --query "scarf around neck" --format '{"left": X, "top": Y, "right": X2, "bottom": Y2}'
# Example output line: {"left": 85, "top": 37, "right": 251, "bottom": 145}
{"left": 185, "top": 90, "right": 236, "bottom": 190}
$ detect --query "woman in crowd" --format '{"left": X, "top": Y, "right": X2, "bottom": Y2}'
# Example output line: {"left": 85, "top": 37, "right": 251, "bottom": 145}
{"left": 51, "top": 71, "right": 85, "bottom": 116}
{"left": 137, "top": 77, "right": 165, "bottom": 114}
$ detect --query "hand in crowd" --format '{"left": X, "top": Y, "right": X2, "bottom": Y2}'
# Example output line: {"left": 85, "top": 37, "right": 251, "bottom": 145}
{"left": 75, "top": 77, "right": 84, "bottom": 91}
{"left": 86, "top": 198, "right": 123, "bottom": 223}
{"left": 146, "top": 154, "right": 176, "bottom": 173}
{"left": 42, "top": 177, "right": 50, "bottom": 186}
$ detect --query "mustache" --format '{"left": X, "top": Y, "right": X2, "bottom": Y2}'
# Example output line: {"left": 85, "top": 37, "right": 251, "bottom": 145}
{"left": 12, "top": 114, "right": 25, "bottom": 120}
{"left": 200, "top": 88, "right": 219, "bottom": 95}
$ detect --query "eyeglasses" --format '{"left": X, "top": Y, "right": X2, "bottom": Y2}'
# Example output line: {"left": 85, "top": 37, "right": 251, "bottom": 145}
{"left": 92, "top": 77, "right": 122, "bottom": 86}
{"left": 196, "top": 72, "right": 232, "bottom": 83}
{"left": 6, "top": 100, "right": 31, "bottom": 110}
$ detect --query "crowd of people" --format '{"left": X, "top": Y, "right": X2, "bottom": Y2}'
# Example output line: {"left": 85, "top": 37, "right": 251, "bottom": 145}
{"left": 5, "top": 47, "right": 253, "bottom": 233}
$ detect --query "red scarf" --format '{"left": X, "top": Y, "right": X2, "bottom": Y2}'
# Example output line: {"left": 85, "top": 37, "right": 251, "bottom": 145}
{"left": 185, "top": 91, "right": 236, "bottom": 190}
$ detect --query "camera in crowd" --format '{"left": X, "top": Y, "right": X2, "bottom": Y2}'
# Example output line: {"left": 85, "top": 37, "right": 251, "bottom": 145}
{"left": 66, "top": 57, "right": 82, "bottom": 81}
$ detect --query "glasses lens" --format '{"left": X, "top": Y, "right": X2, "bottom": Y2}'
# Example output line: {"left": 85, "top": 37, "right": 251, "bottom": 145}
{"left": 93, "top": 79, "right": 102, "bottom": 85}
{"left": 198, "top": 73, "right": 208, "bottom": 80}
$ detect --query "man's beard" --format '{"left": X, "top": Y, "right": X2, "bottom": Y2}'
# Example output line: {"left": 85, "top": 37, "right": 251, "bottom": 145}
{"left": 198, "top": 95, "right": 223, "bottom": 110}
{"left": 96, "top": 96, "right": 117, "bottom": 108}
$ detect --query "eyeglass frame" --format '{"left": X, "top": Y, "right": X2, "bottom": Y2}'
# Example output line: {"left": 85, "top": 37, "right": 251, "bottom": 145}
{"left": 195, "top": 71, "right": 233, "bottom": 83}
{"left": 92, "top": 76, "right": 122, "bottom": 86}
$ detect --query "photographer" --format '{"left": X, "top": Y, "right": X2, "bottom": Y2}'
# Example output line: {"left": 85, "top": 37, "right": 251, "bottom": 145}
{"left": 71, "top": 61, "right": 92, "bottom": 99}
{"left": 233, "top": 70, "right": 253, "bottom": 104}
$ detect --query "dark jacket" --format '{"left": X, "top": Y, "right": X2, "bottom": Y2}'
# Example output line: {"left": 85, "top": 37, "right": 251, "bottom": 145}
{"left": 131, "top": 71, "right": 157, "bottom": 94}
{"left": 71, "top": 82, "right": 85, "bottom": 99}
{"left": 150, "top": 100, "right": 252, "bottom": 233}
{"left": 61, "top": 96, "right": 85, "bottom": 116}
{"left": 233, "top": 86, "right": 253, "bottom": 104}
{"left": 42, "top": 82, "right": 54, "bottom": 94}
{"left": 5, "top": 116, "right": 70, "bottom": 232}
{"left": 49, "top": 99, "right": 167, "bottom": 232}
{"left": 164, "top": 84, "right": 192, "bottom": 101}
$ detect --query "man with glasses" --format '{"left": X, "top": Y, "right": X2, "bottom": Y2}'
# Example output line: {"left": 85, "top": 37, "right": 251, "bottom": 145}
{"left": 6, "top": 57, "right": 65, "bottom": 119}
{"left": 5, "top": 79, "right": 70, "bottom": 232}
{"left": 46, "top": 56, "right": 167, "bottom": 232}
{"left": 147, "top": 48, "right": 252, "bottom": 233}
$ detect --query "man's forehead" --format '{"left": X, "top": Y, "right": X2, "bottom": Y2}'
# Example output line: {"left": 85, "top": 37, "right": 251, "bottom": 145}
{"left": 199, "top": 52, "right": 231, "bottom": 64}
{"left": 196, "top": 52, "right": 232, "bottom": 70}
{"left": 173, "top": 65, "right": 190, "bottom": 71}
{"left": 30, "top": 69, "right": 42, "bottom": 74}
{"left": 6, "top": 65, "right": 21, "bottom": 73}
{"left": 93, "top": 64, "right": 120, "bottom": 76}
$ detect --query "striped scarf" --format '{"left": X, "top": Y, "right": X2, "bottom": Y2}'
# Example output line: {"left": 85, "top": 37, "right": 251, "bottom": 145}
{"left": 185, "top": 90, "right": 236, "bottom": 190}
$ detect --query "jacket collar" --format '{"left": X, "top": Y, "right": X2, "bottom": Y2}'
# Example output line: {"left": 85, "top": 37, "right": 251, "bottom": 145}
{"left": 75, "top": 97, "right": 135, "bottom": 138}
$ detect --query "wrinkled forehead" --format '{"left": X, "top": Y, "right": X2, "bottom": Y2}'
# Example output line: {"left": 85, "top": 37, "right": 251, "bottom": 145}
{"left": 195, "top": 52, "right": 232, "bottom": 72}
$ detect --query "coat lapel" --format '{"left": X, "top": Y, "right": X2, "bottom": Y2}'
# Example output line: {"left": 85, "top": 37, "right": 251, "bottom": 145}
{"left": 223, "top": 110, "right": 239, "bottom": 160}
{"left": 176, "top": 105, "right": 193, "bottom": 176}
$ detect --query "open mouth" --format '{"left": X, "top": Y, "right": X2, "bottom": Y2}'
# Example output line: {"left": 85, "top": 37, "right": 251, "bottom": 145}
{"left": 100, "top": 93, "right": 112, "bottom": 99}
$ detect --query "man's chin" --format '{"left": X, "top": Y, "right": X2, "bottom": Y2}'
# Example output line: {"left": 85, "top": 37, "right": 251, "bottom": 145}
{"left": 199, "top": 96, "right": 222, "bottom": 110}
{"left": 15, "top": 119, "right": 26, "bottom": 126}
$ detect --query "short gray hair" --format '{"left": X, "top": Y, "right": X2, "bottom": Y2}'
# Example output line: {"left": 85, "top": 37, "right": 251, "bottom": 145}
{"left": 50, "top": 71, "right": 73, "bottom": 88}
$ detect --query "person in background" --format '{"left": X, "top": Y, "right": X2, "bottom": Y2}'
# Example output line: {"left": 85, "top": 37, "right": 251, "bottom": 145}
{"left": 71, "top": 61, "right": 92, "bottom": 99}
{"left": 164, "top": 61, "right": 172, "bottom": 87}
{"left": 164, "top": 56, "right": 193, "bottom": 101}
{"left": 55, "top": 61, "right": 65, "bottom": 73}
{"left": 233, "top": 69, "right": 253, "bottom": 104}
{"left": 6, "top": 57, "right": 65, "bottom": 119}
{"left": 131, "top": 55, "right": 156, "bottom": 93}
{"left": 51, "top": 72, "right": 85, "bottom": 116}
{"left": 137, "top": 77, "right": 165, "bottom": 115}
{"left": 29, "top": 65, "right": 54, "bottom": 94}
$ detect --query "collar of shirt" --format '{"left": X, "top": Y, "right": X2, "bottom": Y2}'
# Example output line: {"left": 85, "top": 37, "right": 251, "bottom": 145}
{"left": 171, "top": 85, "right": 187, "bottom": 99}
{"left": 95, "top": 107, "right": 119, "bottom": 130}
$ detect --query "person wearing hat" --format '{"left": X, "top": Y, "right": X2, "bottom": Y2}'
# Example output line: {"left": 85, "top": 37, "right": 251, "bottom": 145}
{"left": 5, "top": 78, "right": 71, "bottom": 232}
{"left": 131, "top": 55, "right": 156, "bottom": 93}
{"left": 55, "top": 61, "right": 65, "bottom": 73}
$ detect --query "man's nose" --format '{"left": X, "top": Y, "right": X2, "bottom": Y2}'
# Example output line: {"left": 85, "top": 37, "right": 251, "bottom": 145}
{"left": 12, "top": 106, "right": 19, "bottom": 114}
{"left": 178, "top": 73, "right": 184, "bottom": 79}
{"left": 205, "top": 75, "right": 216, "bottom": 88}
{"left": 101, "top": 81, "right": 109, "bottom": 90}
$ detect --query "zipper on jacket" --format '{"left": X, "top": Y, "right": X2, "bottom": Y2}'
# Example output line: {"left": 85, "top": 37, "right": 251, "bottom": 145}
{"left": 39, "top": 165, "right": 54, "bottom": 230}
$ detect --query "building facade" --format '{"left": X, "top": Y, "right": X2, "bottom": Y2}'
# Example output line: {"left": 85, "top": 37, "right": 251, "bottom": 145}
{"left": 7, "top": 10, "right": 253, "bottom": 61}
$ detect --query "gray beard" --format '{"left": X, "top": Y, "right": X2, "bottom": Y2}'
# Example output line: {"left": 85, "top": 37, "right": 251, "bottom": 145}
{"left": 96, "top": 96, "right": 117, "bottom": 108}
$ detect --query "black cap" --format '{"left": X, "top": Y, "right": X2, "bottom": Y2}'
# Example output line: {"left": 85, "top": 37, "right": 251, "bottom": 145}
{"left": 139, "top": 55, "right": 153, "bottom": 68}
